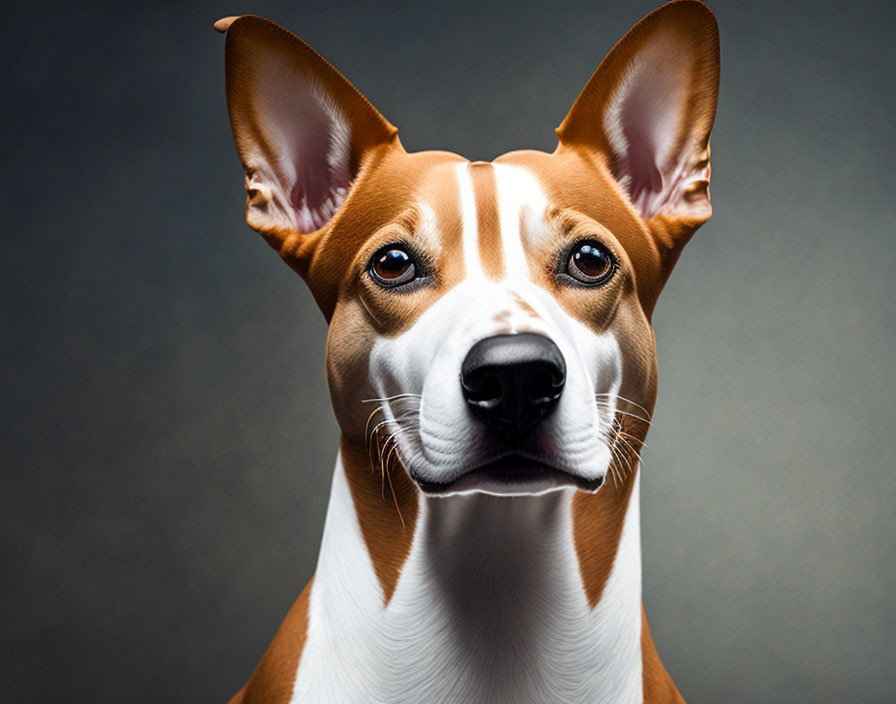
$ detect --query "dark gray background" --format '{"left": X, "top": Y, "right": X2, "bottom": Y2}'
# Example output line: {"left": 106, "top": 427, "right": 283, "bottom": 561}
{"left": 3, "top": 0, "right": 894, "bottom": 702}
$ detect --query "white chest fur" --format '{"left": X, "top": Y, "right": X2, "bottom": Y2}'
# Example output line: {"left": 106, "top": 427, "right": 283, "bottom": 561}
{"left": 290, "top": 454, "right": 644, "bottom": 704}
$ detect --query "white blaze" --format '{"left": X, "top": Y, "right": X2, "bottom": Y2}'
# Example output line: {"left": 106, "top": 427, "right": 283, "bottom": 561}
{"left": 456, "top": 163, "right": 484, "bottom": 280}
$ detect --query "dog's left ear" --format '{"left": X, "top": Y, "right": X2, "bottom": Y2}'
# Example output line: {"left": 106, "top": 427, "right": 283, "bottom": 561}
{"left": 215, "top": 15, "right": 398, "bottom": 273}
{"left": 557, "top": 0, "right": 719, "bottom": 246}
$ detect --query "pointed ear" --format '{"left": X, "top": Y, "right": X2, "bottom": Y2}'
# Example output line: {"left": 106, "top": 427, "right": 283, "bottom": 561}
{"left": 556, "top": 0, "right": 719, "bottom": 235}
{"left": 216, "top": 15, "right": 398, "bottom": 268}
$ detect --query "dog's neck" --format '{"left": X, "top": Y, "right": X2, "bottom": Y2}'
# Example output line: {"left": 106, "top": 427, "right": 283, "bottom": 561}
{"left": 291, "top": 441, "right": 646, "bottom": 703}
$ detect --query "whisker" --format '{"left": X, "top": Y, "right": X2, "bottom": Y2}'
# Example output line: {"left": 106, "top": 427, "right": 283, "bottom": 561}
{"left": 361, "top": 393, "right": 423, "bottom": 404}
{"left": 368, "top": 414, "right": 418, "bottom": 439}
{"left": 594, "top": 399, "right": 653, "bottom": 427}
{"left": 609, "top": 408, "right": 653, "bottom": 427}
{"left": 599, "top": 414, "right": 648, "bottom": 489}
{"left": 378, "top": 432, "right": 402, "bottom": 499}
{"left": 360, "top": 396, "right": 420, "bottom": 530}
{"left": 364, "top": 406, "right": 384, "bottom": 450}
{"left": 594, "top": 393, "right": 653, "bottom": 421}
{"left": 379, "top": 428, "right": 409, "bottom": 530}
{"left": 612, "top": 430, "right": 645, "bottom": 474}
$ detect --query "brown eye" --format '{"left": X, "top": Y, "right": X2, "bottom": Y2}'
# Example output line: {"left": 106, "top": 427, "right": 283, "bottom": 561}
{"left": 566, "top": 240, "right": 615, "bottom": 285}
{"left": 370, "top": 245, "right": 417, "bottom": 287}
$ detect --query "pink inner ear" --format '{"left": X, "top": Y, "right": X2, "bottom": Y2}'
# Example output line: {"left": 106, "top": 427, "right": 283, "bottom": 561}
{"left": 617, "top": 83, "right": 666, "bottom": 210}
{"left": 288, "top": 96, "right": 353, "bottom": 232}
{"left": 254, "top": 61, "right": 354, "bottom": 233}
{"left": 603, "top": 34, "right": 694, "bottom": 220}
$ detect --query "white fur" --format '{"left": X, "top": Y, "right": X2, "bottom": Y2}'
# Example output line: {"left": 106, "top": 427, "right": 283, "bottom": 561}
{"left": 368, "top": 279, "right": 618, "bottom": 488}
{"left": 456, "top": 163, "right": 484, "bottom": 279}
{"left": 290, "top": 458, "right": 643, "bottom": 703}
{"left": 493, "top": 162, "right": 550, "bottom": 279}
{"left": 415, "top": 202, "right": 442, "bottom": 252}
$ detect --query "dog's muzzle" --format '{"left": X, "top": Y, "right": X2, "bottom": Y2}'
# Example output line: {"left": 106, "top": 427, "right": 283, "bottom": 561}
{"left": 414, "top": 332, "right": 604, "bottom": 496}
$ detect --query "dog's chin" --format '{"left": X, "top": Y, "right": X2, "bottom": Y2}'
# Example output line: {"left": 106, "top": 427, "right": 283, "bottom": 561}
{"left": 415, "top": 455, "right": 605, "bottom": 498}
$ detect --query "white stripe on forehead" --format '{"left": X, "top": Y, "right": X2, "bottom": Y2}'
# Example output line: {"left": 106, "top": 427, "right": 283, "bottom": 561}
{"left": 415, "top": 202, "right": 441, "bottom": 251}
{"left": 454, "top": 161, "right": 550, "bottom": 282}
{"left": 455, "top": 163, "right": 483, "bottom": 279}
{"left": 493, "top": 163, "right": 550, "bottom": 282}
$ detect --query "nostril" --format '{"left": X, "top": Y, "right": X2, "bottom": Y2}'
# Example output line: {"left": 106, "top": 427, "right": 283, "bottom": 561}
{"left": 464, "top": 373, "right": 503, "bottom": 408}
{"left": 527, "top": 369, "right": 558, "bottom": 404}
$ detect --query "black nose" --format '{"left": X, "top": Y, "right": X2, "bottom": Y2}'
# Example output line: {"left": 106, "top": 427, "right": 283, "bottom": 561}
{"left": 460, "top": 333, "right": 566, "bottom": 440}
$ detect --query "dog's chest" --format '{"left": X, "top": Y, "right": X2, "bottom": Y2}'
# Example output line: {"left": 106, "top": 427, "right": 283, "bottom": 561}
{"left": 289, "top": 461, "right": 644, "bottom": 704}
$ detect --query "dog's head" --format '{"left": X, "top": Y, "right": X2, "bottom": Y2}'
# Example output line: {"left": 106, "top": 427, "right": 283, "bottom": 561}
{"left": 218, "top": 1, "right": 719, "bottom": 497}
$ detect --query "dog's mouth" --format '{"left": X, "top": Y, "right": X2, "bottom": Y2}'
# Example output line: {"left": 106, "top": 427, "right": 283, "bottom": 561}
{"left": 417, "top": 455, "right": 604, "bottom": 497}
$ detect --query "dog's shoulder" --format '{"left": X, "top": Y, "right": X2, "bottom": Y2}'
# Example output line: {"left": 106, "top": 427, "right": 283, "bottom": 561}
{"left": 230, "top": 578, "right": 313, "bottom": 704}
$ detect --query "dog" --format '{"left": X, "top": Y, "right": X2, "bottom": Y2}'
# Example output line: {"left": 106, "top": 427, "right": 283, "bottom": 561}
{"left": 215, "top": 1, "right": 719, "bottom": 701}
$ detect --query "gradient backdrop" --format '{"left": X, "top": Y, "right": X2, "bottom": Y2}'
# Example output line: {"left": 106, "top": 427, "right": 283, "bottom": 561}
{"left": 3, "top": 0, "right": 894, "bottom": 702}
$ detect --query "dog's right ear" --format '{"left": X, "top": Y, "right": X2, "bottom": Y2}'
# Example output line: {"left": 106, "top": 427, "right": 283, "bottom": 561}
{"left": 215, "top": 16, "right": 398, "bottom": 274}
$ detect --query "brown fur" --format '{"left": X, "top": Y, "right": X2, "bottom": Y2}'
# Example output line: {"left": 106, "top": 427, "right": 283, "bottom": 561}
{"left": 340, "top": 440, "right": 418, "bottom": 604}
{"left": 228, "top": 580, "right": 313, "bottom": 704}
{"left": 470, "top": 161, "right": 505, "bottom": 279}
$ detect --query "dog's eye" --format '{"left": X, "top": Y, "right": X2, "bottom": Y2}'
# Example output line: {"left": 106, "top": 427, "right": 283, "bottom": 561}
{"left": 566, "top": 241, "right": 615, "bottom": 285}
{"left": 369, "top": 245, "right": 417, "bottom": 287}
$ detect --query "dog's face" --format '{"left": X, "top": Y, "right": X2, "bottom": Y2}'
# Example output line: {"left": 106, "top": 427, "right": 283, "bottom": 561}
{"left": 325, "top": 151, "right": 656, "bottom": 496}
{"left": 219, "top": 1, "right": 719, "bottom": 496}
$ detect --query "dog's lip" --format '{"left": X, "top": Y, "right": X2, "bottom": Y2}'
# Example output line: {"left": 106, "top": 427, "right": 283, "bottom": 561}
{"left": 416, "top": 454, "right": 604, "bottom": 497}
